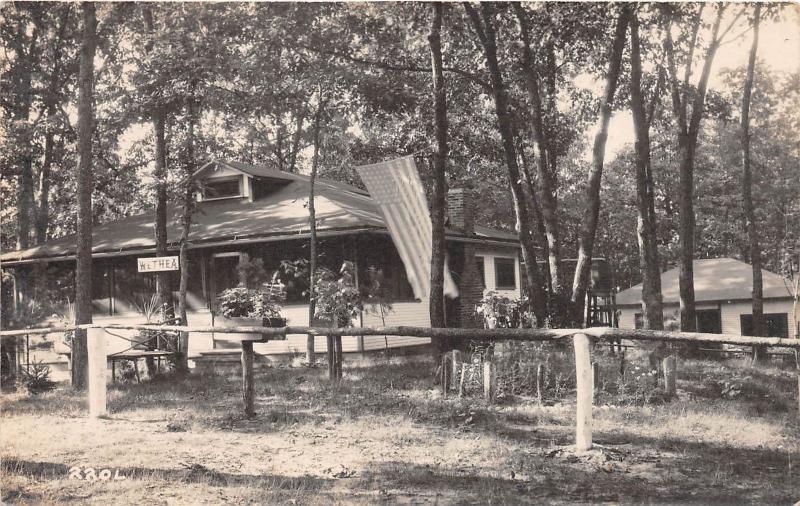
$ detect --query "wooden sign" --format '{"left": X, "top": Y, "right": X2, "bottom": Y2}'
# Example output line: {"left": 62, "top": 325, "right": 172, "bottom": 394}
{"left": 137, "top": 256, "right": 179, "bottom": 272}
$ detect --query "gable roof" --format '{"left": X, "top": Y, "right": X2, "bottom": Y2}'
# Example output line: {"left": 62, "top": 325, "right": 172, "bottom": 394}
{"left": 616, "top": 258, "right": 793, "bottom": 306}
{"left": 1, "top": 160, "right": 519, "bottom": 265}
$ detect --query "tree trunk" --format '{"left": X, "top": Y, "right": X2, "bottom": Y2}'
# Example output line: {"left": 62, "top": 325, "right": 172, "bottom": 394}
{"left": 288, "top": 103, "right": 306, "bottom": 173}
{"left": 428, "top": 2, "right": 449, "bottom": 356}
{"left": 144, "top": 6, "right": 173, "bottom": 338}
{"left": 630, "top": 10, "right": 663, "bottom": 331}
{"left": 35, "top": 131, "right": 55, "bottom": 245}
{"left": 464, "top": 3, "right": 547, "bottom": 325}
{"left": 665, "top": 7, "right": 725, "bottom": 335}
{"left": 571, "top": 6, "right": 629, "bottom": 321}
{"left": 740, "top": 5, "right": 766, "bottom": 362}
{"left": 147, "top": 111, "right": 169, "bottom": 376}
{"left": 35, "top": 10, "right": 68, "bottom": 246}
{"left": 73, "top": 1, "right": 97, "bottom": 390}
{"left": 513, "top": 3, "right": 561, "bottom": 294}
{"left": 307, "top": 89, "right": 326, "bottom": 365}
{"left": 176, "top": 93, "right": 200, "bottom": 374}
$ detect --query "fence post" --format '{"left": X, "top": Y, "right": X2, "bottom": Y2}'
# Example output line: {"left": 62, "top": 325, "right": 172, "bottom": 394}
{"left": 573, "top": 333, "right": 593, "bottom": 452}
{"left": 87, "top": 327, "right": 107, "bottom": 418}
{"left": 241, "top": 341, "right": 255, "bottom": 417}
{"left": 663, "top": 355, "right": 677, "bottom": 396}
{"left": 536, "top": 363, "right": 543, "bottom": 405}
{"left": 326, "top": 335, "right": 335, "bottom": 380}
{"left": 335, "top": 335, "right": 343, "bottom": 380}
{"left": 483, "top": 358, "right": 495, "bottom": 402}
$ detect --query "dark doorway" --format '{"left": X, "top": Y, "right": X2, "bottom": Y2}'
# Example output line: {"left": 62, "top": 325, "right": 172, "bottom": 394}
{"left": 696, "top": 309, "right": 722, "bottom": 334}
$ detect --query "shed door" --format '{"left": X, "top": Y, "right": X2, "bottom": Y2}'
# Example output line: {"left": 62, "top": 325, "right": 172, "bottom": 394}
{"left": 696, "top": 309, "right": 722, "bottom": 334}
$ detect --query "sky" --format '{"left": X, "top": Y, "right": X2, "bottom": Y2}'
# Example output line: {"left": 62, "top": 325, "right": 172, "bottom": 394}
{"left": 602, "top": 4, "right": 800, "bottom": 160}
{"left": 119, "top": 3, "right": 800, "bottom": 170}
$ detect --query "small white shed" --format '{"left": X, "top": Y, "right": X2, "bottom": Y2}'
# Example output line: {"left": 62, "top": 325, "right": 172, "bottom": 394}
{"left": 616, "top": 258, "right": 797, "bottom": 338}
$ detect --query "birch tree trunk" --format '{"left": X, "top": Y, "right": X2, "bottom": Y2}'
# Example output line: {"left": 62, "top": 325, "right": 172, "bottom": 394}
{"left": 571, "top": 6, "right": 630, "bottom": 321}
{"left": 464, "top": 3, "right": 547, "bottom": 325}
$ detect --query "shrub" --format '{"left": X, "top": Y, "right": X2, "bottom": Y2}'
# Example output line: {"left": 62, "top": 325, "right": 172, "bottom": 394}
{"left": 17, "top": 360, "right": 56, "bottom": 395}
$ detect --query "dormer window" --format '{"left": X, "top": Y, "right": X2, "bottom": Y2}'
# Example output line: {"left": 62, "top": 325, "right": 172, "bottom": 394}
{"left": 203, "top": 176, "right": 242, "bottom": 200}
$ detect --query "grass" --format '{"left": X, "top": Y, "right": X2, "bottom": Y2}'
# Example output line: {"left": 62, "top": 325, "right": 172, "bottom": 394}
{"left": 1, "top": 352, "right": 799, "bottom": 505}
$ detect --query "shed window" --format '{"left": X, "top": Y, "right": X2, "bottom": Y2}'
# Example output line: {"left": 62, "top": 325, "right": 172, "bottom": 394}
{"left": 740, "top": 313, "right": 789, "bottom": 338}
{"left": 634, "top": 313, "right": 644, "bottom": 329}
{"left": 203, "top": 177, "right": 241, "bottom": 199}
{"left": 494, "top": 257, "right": 516, "bottom": 290}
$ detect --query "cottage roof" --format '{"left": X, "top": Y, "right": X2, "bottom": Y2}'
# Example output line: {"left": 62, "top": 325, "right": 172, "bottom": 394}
{"left": 615, "top": 258, "right": 793, "bottom": 306}
{"left": 1, "top": 160, "right": 518, "bottom": 264}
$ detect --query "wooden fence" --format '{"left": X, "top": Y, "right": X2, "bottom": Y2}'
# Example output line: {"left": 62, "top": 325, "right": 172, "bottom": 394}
{"left": 2, "top": 323, "right": 799, "bottom": 452}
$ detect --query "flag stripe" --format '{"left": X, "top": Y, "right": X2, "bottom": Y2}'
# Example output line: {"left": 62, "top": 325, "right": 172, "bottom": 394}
{"left": 357, "top": 156, "right": 459, "bottom": 300}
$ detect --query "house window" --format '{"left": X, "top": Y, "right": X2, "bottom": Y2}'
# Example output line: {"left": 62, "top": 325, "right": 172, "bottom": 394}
{"left": 494, "top": 257, "right": 516, "bottom": 290}
{"left": 634, "top": 313, "right": 644, "bottom": 329}
{"left": 740, "top": 313, "right": 789, "bottom": 338}
{"left": 475, "top": 256, "right": 485, "bottom": 288}
{"left": 203, "top": 177, "right": 241, "bottom": 199}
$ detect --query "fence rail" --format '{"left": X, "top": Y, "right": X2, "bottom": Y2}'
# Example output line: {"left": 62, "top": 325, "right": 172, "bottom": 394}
{"left": 3, "top": 324, "right": 800, "bottom": 348}
{"left": 2, "top": 323, "right": 798, "bottom": 452}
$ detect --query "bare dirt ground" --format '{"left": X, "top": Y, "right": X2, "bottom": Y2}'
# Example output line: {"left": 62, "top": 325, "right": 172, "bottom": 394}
{"left": 2, "top": 355, "right": 799, "bottom": 505}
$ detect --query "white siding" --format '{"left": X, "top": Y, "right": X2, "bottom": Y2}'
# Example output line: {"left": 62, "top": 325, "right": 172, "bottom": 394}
{"left": 618, "top": 299, "right": 797, "bottom": 338}
{"left": 720, "top": 299, "right": 797, "bottom": 337}
{"left": 475, "top": 249, "right": 522, "bottom": 299}
{"left": 361, "top": 299, "right": 431, "bottom": 350}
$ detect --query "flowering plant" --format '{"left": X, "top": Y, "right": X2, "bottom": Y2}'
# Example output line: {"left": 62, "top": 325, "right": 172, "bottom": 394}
{"left": 476, "top": 292, "right": 524, "bottom": 328}
{"left": 217, "top": 286, "right": 282, "bottom": 319}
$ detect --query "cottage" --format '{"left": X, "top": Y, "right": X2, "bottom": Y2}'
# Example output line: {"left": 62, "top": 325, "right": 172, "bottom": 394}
{"left": 616, "top": 258, "right": 798, "bottom": 338}
{"left": 2, "top": 160, "right": 527, "bottom": 366}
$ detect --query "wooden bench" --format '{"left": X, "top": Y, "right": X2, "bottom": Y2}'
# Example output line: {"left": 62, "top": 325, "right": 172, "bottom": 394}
{"left": 109, "top": 350, "right": 176, "bottom": 382}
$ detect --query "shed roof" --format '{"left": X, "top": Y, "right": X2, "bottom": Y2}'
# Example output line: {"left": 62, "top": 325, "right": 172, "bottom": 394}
{"left": 1, "top": 160, "right": 518, "bottom": 265}
{"left": 616, "top": 258, "right": 793, "bottom": 306}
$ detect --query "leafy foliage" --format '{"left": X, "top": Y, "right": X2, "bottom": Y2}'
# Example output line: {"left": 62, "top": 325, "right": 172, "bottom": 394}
{"left": 313, "top": 261, "right": 362, "bottom": 327}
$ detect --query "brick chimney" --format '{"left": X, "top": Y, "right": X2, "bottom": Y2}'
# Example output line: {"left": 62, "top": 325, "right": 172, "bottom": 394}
{"left": 445, "top": 185, "right": 483, "bottom": 329}
{"left": 447, "top": 186, "right": 476, "bottom": 235}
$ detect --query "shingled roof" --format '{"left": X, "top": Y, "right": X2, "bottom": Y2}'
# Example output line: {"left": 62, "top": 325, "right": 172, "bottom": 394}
{"left": 1, "top": 160, "right": 518, "bottom": 265}
{"left": 616, "top": 258, "right": 793, "bottom": 306}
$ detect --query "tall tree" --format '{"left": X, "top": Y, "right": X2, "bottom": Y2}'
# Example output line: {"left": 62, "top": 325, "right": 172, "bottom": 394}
{"left": 464, "top": 2, "right": 547, "bottom": 324}
{"left": 72, "top": 1, "right": 97, "bottom": 390}
{"left": 428, "top": 2, "right": 448, "bottom": 345}
{"left": 740, "top": 4, "right": 764, "bottom": 360}
{"left": 512, "top": 3, "right": 562, "bottom": 294}
{"left": 629, "top": 7, "right": 664, "bottom": 330}
{"left": 663, "top": 4, "right": 740, "bottom": 333}
{"left": 141, "top": 5, "right": 173, "bottom": 324}
{"left": 307, "top": 87, "right": 327, "bottom": 365}
{"left": 571, "top": 5, "right": 630, "bottom": 321}
{"left": 175, "top": 90, "right": 200, "bottom": 373}
{"left": 1, "top": 4, "right": 40, "bottom": 252}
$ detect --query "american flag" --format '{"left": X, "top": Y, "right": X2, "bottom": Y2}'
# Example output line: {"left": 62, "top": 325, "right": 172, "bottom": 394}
{"left": 357, "top": 156, "right": 458, "bottom": 299}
